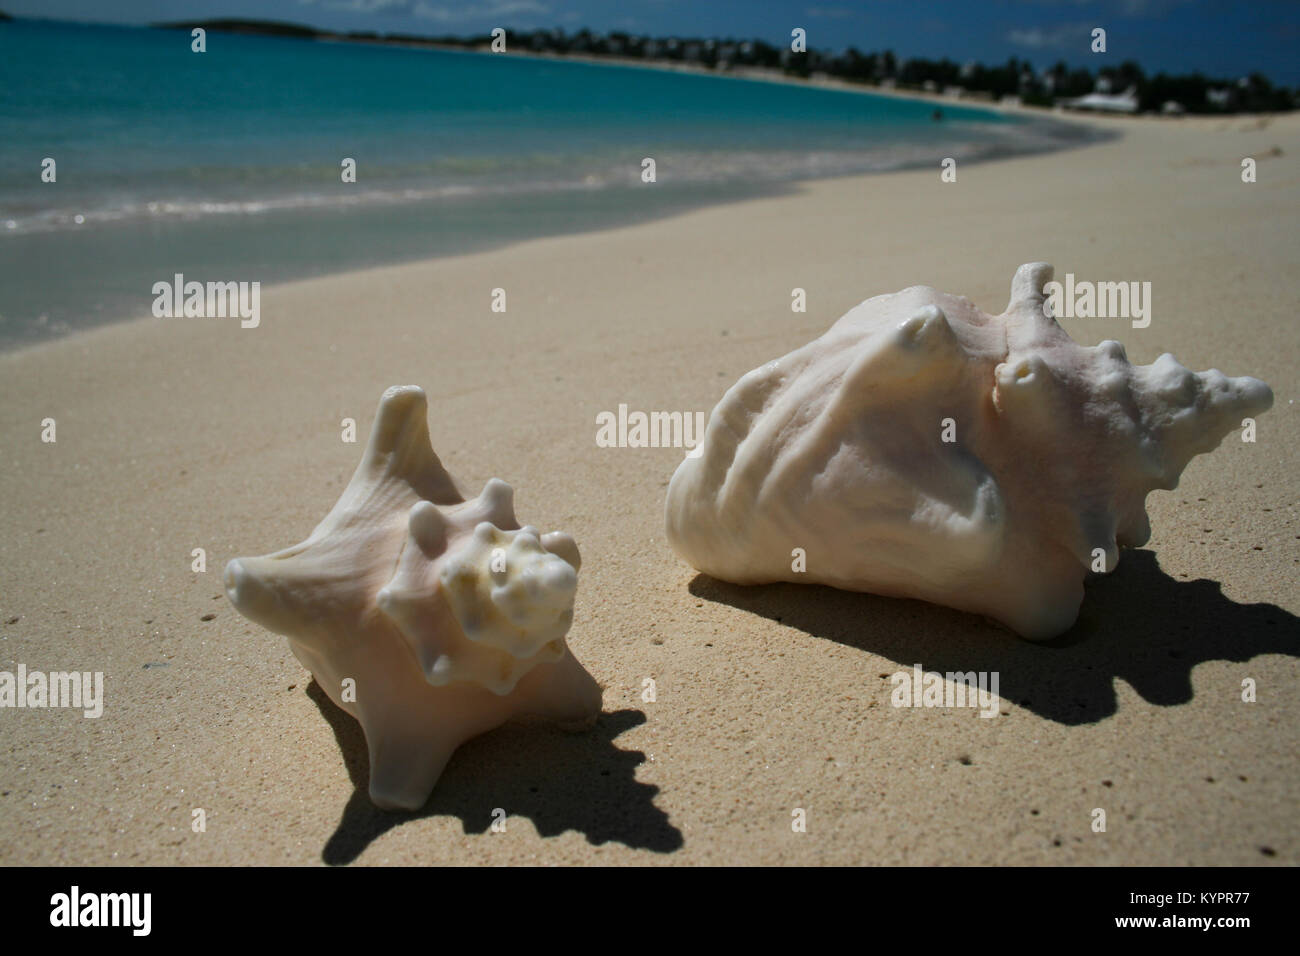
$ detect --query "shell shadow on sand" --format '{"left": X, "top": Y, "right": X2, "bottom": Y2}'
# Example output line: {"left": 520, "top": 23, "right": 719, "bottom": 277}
{"left": 689, "top": 548, "right": 1299, "bottom": 725}
{"left": 307, "top": 683, "right": 684, "bottom": 865}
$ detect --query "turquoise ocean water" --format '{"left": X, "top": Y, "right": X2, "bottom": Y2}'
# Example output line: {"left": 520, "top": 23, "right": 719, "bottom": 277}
{"left": 0, "top": 19, "right": 1104, "bottom": 349}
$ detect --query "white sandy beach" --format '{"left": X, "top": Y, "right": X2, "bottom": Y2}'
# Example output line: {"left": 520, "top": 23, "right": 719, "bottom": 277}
{"left": 0, "top": 110, "right": 1296, "bottom": 865}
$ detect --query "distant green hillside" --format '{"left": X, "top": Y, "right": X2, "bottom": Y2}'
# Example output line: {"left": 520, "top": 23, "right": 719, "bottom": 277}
{"left": 153, "top": 19, "right": 323, "bottom": 39}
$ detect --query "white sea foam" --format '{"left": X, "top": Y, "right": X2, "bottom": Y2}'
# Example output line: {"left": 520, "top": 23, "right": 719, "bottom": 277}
{"left": 0, "top": 122, "right": 1098, "bottom": 237}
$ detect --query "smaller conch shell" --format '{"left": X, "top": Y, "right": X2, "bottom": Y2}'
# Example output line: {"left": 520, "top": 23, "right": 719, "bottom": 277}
{"left": 225, "top": 386, "right": 601, "bottom": 810}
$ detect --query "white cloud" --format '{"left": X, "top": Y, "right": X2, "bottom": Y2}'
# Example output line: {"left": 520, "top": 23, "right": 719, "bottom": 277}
{"left": 1116, "top": 0, "right": 1193, "bottom": 14}
{"left": 1013, "top": 0, "right": 1193, "bottom": 15}
{"left": 308, "top": 0, "right": 416, "bottom": 11}
{"left": 298, "top": 0, "right": 549, "bottom": 18}
{"left": 805, "top": 6, "right": 862, "bottom": 19}
{"left": 414, "top": 0, "right": 550, "bottom": 22}
{"left": 1006, "top": 22, "right": 1093, "bottom": 49}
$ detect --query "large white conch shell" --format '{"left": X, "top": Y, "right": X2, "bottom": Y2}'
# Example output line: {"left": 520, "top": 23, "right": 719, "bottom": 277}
{"left": 666, "top": 263, "right": 1273, "bottom": 640}
{"left": 225, "top": 386, "right": 601, "bottom": 810}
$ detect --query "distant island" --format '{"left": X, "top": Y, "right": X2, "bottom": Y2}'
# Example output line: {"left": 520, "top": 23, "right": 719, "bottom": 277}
{"left": 154, "top": 17, "right": 1296, "bottom": 116}
{"left": 158, "top": 18, "right": 318, "bottom": 39}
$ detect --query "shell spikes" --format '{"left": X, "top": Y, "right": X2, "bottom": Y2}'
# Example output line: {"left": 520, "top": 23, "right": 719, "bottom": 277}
{"left": 225, "top": 386, "right": 601, "bottom": 810}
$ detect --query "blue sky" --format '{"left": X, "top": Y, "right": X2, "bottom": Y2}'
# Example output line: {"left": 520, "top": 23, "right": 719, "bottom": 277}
{"left": 6, "top": 0, "right": 1297, "bottom": 86}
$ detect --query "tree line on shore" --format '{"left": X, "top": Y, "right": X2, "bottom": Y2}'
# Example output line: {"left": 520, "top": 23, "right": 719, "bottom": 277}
{"left": 153, "top": 18, "right": 1296, "bottom": 115}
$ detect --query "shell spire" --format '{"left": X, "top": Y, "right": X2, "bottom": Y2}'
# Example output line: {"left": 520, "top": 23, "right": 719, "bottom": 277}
{"left": 1132, "top": 354, "right": 1274, "bottom": 487}
{"left": 350, "top": 384, "right": 464, "bottom": 507}
{"left": 1006, "top": 261, "right": 1054, "bottom": 316}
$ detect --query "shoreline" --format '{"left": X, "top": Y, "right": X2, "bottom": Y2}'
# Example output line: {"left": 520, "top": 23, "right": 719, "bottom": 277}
{"left": 2, "top": 128, "right": 1113, "bottom": 355}
{"left": 487, "top": 44, "right": 1296, "bottom": 133}
{"left": 0, "top": 146, "right": 1099, "bottom": 360}
{"left": 6, "top": 101, "right": 1293, "bottom": 364}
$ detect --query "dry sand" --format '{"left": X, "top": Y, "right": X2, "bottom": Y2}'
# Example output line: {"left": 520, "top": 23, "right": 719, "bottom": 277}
{"left": 0, "top": 112, "right": 1296, "bottom": 865}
